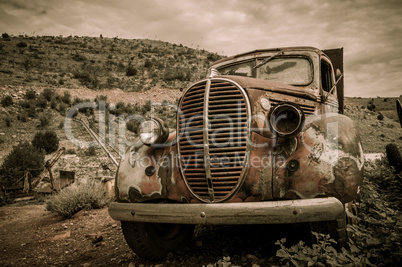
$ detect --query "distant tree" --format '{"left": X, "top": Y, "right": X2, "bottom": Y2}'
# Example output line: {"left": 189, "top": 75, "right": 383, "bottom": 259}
{"left": 16, "top": 41, "right": 27, "bottom": 48}
{"left": 126, "top": 65, "right": 137, "bottom": 76}
{"left": 144, "top": 58, "right": 153, "bottom": 68}
{"left": 1, "top": 95, "right": 13, "bottom": 107}
{"left": 32, "top": 130, "right": 59, "bottom": 154}
{"left": 0, "top": 142, "right": 44, "bottom": 188}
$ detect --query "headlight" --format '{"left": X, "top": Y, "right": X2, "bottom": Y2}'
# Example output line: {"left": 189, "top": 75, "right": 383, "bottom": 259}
{"left": 139, "top": 118, "right": 168, "bottom": 145}
{"left": 269, "top": 103, "right": 304, "bottom": 137}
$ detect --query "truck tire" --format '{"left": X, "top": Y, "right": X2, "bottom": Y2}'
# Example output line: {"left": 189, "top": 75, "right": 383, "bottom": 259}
{"left": 386, "top": 143, "right": 402, "bottom": 172}
{"left": 121, "top": 221, "right": 194, "bottom": 260}
{"left": 310, "top": 213, "right": 347, "bottom": 247}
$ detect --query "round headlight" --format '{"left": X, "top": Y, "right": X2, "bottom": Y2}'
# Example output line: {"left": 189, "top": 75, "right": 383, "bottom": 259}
{"left": 139, "top": 118, "right": 168, "bottom": 145}
{"left": 269, "top": 103, "right": 304, "bottom": 137}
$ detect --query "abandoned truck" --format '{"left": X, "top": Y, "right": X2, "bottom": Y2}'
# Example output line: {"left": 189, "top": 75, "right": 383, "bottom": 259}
{"left": 108, "top": 47, "right": 364, "bottom": 260}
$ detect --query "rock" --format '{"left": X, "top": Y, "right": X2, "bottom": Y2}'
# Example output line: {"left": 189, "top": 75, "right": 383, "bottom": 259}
{"left": 85, "top": 233, "right": 103, "bottom": 243}
{"left": 47, "top": 231, "right": 71, "bottom": 242}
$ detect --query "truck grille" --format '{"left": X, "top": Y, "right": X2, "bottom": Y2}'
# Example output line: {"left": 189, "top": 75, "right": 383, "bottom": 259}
{"left": 178, "top": 79, "right": 249, "bottom": 202}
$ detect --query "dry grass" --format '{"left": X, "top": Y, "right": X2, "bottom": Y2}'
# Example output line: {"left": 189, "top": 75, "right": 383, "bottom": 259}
{"left": 45, "top": 180, "right": 110, "bottom": 218}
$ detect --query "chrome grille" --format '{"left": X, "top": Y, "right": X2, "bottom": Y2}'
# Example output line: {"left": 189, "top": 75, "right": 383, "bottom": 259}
{"left": 178, "top": 80, "right": 249, "bottom": 202}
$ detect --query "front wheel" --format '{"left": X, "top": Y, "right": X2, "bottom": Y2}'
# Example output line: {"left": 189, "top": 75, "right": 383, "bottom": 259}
{"left": 121, "top": 221, "right": 195, "bottom": 260}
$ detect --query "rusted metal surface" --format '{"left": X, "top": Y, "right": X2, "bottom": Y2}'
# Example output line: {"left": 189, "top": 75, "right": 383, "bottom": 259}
{"left": 112, "top": 46, "right": 363, "bottom": 225}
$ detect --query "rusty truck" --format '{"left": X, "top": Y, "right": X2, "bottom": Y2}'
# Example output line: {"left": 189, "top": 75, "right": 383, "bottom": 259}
{"left": 108, "top": 47, "right": 364, "bottom": 260}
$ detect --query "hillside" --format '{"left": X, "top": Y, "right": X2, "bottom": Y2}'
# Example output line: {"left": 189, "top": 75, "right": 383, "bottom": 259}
{"left": 0, "top": 34, "right": 222, "bottom": 91}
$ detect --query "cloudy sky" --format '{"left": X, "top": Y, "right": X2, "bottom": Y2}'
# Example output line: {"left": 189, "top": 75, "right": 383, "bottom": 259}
{"left": 0, "top": 0, "right": 401, "bottom": 97}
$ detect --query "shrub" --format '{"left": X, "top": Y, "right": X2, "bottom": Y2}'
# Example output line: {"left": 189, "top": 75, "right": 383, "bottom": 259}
{"left": 377, "top": 113, "right": 384, "bottom": 121}
{"left": 142, "top": 100, "right": 152, "bottom": 114}
{"left": 45, "top": 180, "right": 110, "bottom": 218}
{"left": 275, "top": 233, "right": 366, "bottom": 266}
{"left": 36, "top": 96, "right": 48, "bottom": 108}
{"left": 87, "top": 146, "right": 96, "bottom": 156}
{"left": 1, "top": 95, "right": 13, "bottom": 107}
{"left": 144, "top": 58, "right": 153, "bottom": 68}
{"left": 2, "top": 33, "right": 9, "bottom": 39}
{"left": 65, "top": 148, "right": 76, "bottom": 154}
{"left": 17, "top": 113, "right": 28, "bottom": 122}
{"left": 126, "top": 65, "right": 137, "bottom": 76}
{"left": 62, "top": 91, "right": 71, "bottom": 105}
{"left": 27, "top": 105, "right": 37, "bottom": 118}
{"left": 16, "top": 41, "right": 27, "bottom": 48}
{"left": 39, "top": 113, "right": 50, "bottom": 127}
{"left": 367, "top": 103, "right": 376, "bottom": 111}
{"left": 0, "top": 142, "right": 44, "bottom": 188}
{"left": 50, "top": 98, "right": 58, "bottom": 109}
{"left": 126, "top": 120, "right": 140, "bottom": 134}
{"left": 57, "top": 102, "right": 68, "bottom": 114}
{"left": 25, "top": 89, "right": 37, "bottom": 100}
{"left": 4, "top": 116, "right": 11, "bottom": 127}
{"left": 32, "top": 130, "right": 59, "bottom": 154}
{"left": 41, "top": 88, "right": 56, "bottom": 101}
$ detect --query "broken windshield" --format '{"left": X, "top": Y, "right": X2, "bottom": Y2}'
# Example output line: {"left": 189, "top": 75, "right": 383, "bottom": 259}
{"left": 217, "top": 57, "right": 313, "bottom": 86}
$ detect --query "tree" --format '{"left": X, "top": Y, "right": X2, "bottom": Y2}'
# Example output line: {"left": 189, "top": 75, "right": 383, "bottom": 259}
{"left": 32, "top": 130, "right": 59, "bottom": 154}
{"left": 0, "top": 142, "right": 44, "bottom": 188}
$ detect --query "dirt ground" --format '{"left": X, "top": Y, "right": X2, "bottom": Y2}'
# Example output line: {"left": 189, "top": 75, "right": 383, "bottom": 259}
{"left": 0, "top": 203, "right": 136, "bottom": 266}
{"left": 0, "top": 201, "right": 312, "bottom": 266}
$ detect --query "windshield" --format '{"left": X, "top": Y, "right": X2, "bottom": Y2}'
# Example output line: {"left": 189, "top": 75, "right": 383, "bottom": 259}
{"left": 217, "top": 57, "right": 313, "bottom": 86}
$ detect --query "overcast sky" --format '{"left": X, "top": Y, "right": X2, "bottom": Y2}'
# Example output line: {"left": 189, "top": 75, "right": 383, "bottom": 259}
{"left": 0, "top": 0, "right": 401, "bottom": 97}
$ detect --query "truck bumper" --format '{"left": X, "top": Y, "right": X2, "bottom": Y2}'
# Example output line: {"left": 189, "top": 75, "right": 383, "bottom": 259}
{"left": 108, "top": 197, "right": 345, "bottom": 225}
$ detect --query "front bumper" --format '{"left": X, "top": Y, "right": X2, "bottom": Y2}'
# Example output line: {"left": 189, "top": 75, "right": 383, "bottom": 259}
{"left": 108, "top": 197, "right": 345, "bottom": 225}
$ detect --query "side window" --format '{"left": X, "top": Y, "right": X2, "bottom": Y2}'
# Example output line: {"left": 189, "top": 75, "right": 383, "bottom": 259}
{"left": 321, "top": 59, "right": 334, "bottom": 93}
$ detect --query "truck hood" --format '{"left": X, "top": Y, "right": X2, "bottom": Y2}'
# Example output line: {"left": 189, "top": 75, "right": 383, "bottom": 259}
{"left": 213, "top": 75, "right": 319, "bottom": 102}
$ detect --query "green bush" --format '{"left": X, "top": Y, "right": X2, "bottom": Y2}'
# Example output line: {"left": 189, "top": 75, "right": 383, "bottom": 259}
{"left": 126, "top": 65, "right": 137, "bottom": 76}
{"left": 275, "top": 233, "right": 367, "bottom": 266}
{"left": 45, "top": 180, "right": 110, "bottom": 218}
{"left": 25, "top": 89, "right": 37, "bottom": 100}
{"left": 32, "top": 130, "right": 59, "bottom": 154}
{"left": 1, "top": 95, "right": 13, "bottom": 107}
{"left": 4, "top": 116, "right": 11, "bottom": 127}
{"left": 36, "top": 96, "right": 48, "bottom": 108}
{"left": 39, "top": 113, "right": 50, "bottom": 127}
{"left": 50, "top": 98, "right": 58, "bottom": 109}
{"left": 367, "top": 103, "right": 376, "bottom": 111}
{"left": 142, "top": 100, "right": 152, "bottom": 114}
{"left": 87, "top": 146, "right": 96, "bottom": 156}
{"left": 126, "top": 120, "right": 140, "bottom": 134}
{"left": 27, "top": 105, "right": 37, "bottom": 118}
{"left": 62, "top": 91, "right": 71, "bottom": 105}
{"left": 17, "top": 113, "right": 28, "bottom": 122}
{"left": 0, "top": 142, "right": 44, "bottom": 188}
{"left": 377, "top": 113, "right": 384, "bottom": 121}
{"left": 41, "top": 88, "right": 56, "bottom": 101}
{"left": 16, "top": 41, "right": 27, "bottom": 48}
